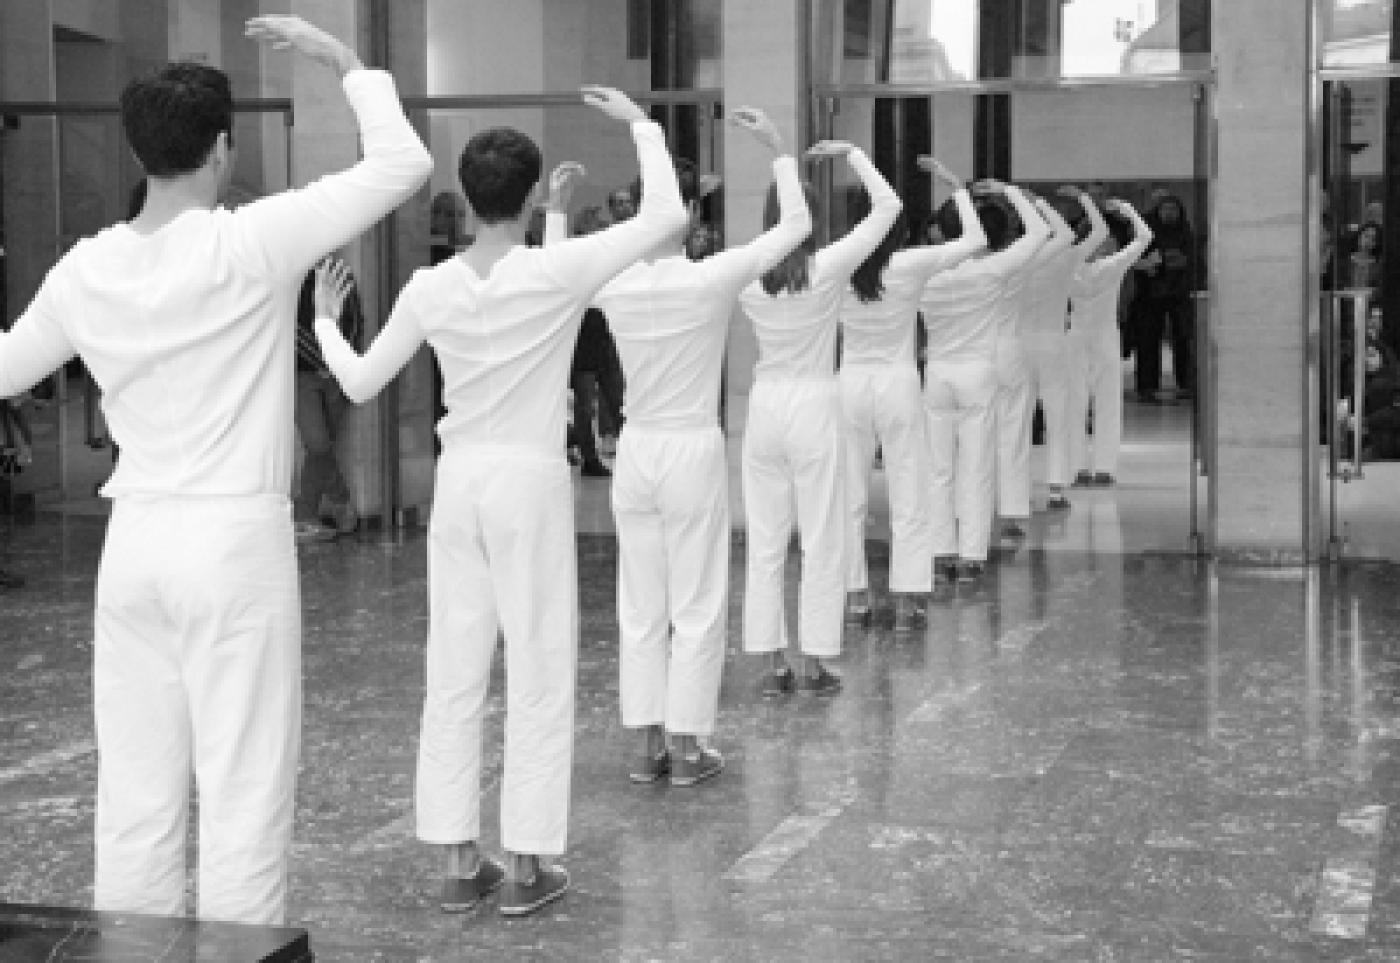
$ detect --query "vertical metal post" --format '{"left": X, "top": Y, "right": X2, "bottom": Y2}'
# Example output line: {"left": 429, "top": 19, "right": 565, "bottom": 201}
{"left": 1352, "top": 291, "right": 1368, "bottom": 480}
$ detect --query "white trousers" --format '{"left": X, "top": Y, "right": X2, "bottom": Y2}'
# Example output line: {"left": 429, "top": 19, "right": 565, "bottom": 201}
{"left": 1067, "top": 325, "right": 1124, "bottom": 475}
{"left": 1024, "top": 331, "right": 1073, "bottom": 488}
{"left": 924, "top": 358, "right": 997, "bottom": 562}
{"left": 613, "top": 425, "right": 729, "bottom": 736}
{"left": 839, "top": 365, "right": 931, "bottom": 594}
{"left": 742, "top": 379, "right": 846, "bottom": 658}
{"left": 993, "top": 331, "right": 1032, "bottom": 519}
{"left": 94, "top": 495, "right": 300, "bottom": 925}
{"left": 415, "top": 446, "right": 578, "bottom": 856}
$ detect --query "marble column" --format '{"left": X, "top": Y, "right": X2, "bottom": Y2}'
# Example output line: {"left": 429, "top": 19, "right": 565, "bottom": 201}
{"left": 1209, "top": 2, "right": 1311, "bottom": 561}
{"left": 721, "top": 0, "right": 805, "bottom": 434}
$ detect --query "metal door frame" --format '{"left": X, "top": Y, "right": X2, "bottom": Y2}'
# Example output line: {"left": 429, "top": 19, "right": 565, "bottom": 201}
{"left": 811, "top": 71, "right": 1217, "bottom": 555}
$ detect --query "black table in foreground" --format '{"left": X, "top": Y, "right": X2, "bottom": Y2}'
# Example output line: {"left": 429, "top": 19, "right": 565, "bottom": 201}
{"left": 0, "top": 902, "right": 312, "bottom": 961}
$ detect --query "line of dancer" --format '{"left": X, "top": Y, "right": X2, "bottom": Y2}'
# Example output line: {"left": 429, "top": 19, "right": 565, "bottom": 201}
{"left": 0, "top": 11, "right": 1152, "bottom": 928}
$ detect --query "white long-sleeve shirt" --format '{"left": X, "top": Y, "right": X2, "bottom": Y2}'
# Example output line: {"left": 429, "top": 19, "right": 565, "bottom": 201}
{"left": 549, "top": 155, "right": 810, "bottom": 431}
{"left": 739, "top": 148, "right": 901, "bottom": 382}
{"left": 0, "top": 70, "right": 432, "bottom": 499}
{"left": 840, "top": 189, "right": 984, "bottom": 368}
{"left": 1070, "top": 211, "right": 1153, "bottom": 332}
{"left": 317, "top": 120, "right": 686, "bottom": 454}
{"left": 921, "top": 186, "right": 1048, "bottom": 364}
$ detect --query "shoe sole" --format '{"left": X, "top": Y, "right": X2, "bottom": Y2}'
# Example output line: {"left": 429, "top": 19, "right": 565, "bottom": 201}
{"left": 499, "top": 873, "right": 570, "bottom": 918}
{"left": 671, "top": 764, "right": 723, "bottom": 787}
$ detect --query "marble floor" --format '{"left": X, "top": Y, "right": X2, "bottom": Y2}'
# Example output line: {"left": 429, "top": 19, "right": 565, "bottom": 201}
{"left": 6, "top": 398, "right": 1400, "bottom": 959}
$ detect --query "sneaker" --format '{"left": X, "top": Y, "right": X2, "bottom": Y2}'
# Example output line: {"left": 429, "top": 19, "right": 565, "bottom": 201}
{"left": 956, "top": 561, "right": 984, "bottom": 584}
{"left": 0, "top": 568, "right": 24, "bottom": 589}
{"left": 580, "top": 459, "right": 612, "bottom": 478}
{"left": 331, "top": 500, "right": 358, "bottom": 535}
{"left": 1092, "top": 472, "right": 1115, "bottom": 487}
{"left": 1072, "top": 470, "right": 1094, "bottom": 487}
{"left": 797, "top": 665, "right": 842, "bottom": 697}
{"left": 499, "top": 864, "right": 569, "bottom": 918}
{"left": 629, "top": 750, "right": 670, "bottom": 784}
{"left": 1045, "top": 495, "right": 1071, "bottom": 511}
{"left": 1000, "top": 521, "right": 1025, "bottom": 538}
{"left": 294, "top": 520, "right": 338, "bottom": 543}
{"left": 440, "top": 857, "right": 506, "bottom": 913}
{"left": 844, "top": 593, "right": 871, "bottom": 627}
{"left": 670, "top": 747, "right": 724, "bottom": 787}
{"left": 934, "top": 560, "right": 958, "bottom": 585}
{"left": 760, "top": 666, "right": 795, "bottom": 698}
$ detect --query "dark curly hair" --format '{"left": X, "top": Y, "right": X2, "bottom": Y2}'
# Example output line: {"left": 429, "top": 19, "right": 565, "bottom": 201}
{"left": 458, "top": 128, "right": 543, "bottom": 225}
{"left": 120, "top": 62, "right": 233, "bottom": 177}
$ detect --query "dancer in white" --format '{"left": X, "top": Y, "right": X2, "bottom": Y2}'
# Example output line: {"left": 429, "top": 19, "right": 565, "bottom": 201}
{"left": 0, "top": 17, "right": 431, "bottom": 925}
{"left": 841, "top": 157, "right": 984, "bottom": 630}
{"left": 314, "top": 87, "right": 685, "bottom": 917}
{"left": 1068, "top": 199, "right": 1153, "bottom": 485}
{"left": 740, "top": 141, "right": 901, "bottom": 697}
{"left": 544, "top": 108, "right": 810, "bottom": 785}
{"left": 920, "top": 181, "right": 1049, "bottom": 583}
{"left": 1021, "top": 187, "right": 1107, "bottom": 510}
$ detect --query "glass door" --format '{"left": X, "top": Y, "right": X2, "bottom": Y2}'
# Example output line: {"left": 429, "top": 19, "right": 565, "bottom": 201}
{"left": 815, "top": 77, "right": 1213, "bottom": 555}
{"left": 1318, "top": 69, "right": 1400, "bottom": 560}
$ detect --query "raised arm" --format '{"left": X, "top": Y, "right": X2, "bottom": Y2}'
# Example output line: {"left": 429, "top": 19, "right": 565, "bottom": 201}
{"left": 980, "top": 183, "right": 1051, "bottom": 274}
{"left": 1072, "top": 200, "right": 1154, "bottom": 298}
{"left": 231, "top": 16, "right": 432, "bottom": 281}
{"left": 545, "top": 87, "right": 687, "bottom": 290}
{"left": 1062, "top": 185, "right": 1109, "bottom": 261}
{"left": 810, "top": 141, "right": 902, "bottom": 280}
{"left": 890, "top": 158, "right": 986, "bottom": 279}
{"left": 541, "top": 161, "right": 587, "bottom": 247}
{"left": 0, "top": 269, "right": 77, "bottom": 399}
{"left": 313, "top": 258, "right": 426, "bottom": 404}
{"left": 701, "top": 107, "right": 812, "bottom": 286}
{"left": 1032, "top": 197, "right": 1074, "bottom": 261}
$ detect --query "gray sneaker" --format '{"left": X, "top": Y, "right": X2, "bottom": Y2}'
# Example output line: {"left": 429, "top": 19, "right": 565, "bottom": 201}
{"left": 670, "top": 747, "right": 723, "bottom": 787}
{"left": 499, "top": 865, "right": 570, "bottom": 918}
{"left": 440, "top": 857, "right": 505, "bottom": 913}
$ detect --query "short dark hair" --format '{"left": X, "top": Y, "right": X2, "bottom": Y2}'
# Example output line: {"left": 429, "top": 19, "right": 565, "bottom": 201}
{"left": 457, "top": 128, "right": 543, "bottom": 225}
{"left": 120, "top": 62, "right": 234, "bottom": 177}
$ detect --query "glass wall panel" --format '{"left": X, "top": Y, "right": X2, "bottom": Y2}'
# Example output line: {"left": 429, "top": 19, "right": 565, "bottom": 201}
{"left": 814, "top": 0, "right": 1211, "bottom": 85}
{"left": 1322, "top": 0, "right": 1394, "bottom": 68}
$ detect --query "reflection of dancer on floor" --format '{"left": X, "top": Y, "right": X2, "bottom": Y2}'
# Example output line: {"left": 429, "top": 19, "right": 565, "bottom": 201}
{"left": 1068, "top": 199, "right": 1153, "bottom": 486}
{"left": 0, "top": 15, "right": 431, "bottom": 924}
{"left": 314, "top": 87, "right": 685, "bottom": 918}
{"left": 546, "top": 107, "right": 809, "bottom": 788}
{"left": 840, "top": 156, "right": 984, "bottom": 629}
{"left": 739, "top": 139, "right": 901, "bottom": 698}
{"left": 920, "top": 181, "right": 1049, "bottom": 584}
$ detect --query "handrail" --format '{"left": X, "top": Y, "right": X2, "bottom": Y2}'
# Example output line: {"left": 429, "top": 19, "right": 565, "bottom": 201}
{"left": 811, "top": 71, "right": 1214, "bottom": 99}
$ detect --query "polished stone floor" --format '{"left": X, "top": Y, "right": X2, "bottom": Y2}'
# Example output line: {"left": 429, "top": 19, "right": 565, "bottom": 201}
{"left": 6, "top": 504, "right": 1400, "bottom": 960}
{"left": 7, "top": 393, "right": 1400, "bottom": 959}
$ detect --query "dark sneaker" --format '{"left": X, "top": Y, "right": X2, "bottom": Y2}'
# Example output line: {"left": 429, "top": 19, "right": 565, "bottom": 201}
{"left": 0, "top": 568, "right": 24, "bottom": 589}
{"left": 440, "top": 857, "right": 506, "bottom": 913}
{"left": 1000, "top": 521, "right": 1026, "bottom": 538}
{"left": 499, "top": 864, "right": 570, "bottom": 918}
{"left": 760, "top": 666, "right": 796, "bottom": 698}
{"left": 670, "top": 747, "right": 724, "bottom": 787}
{"left": 956, "top": 561, "right": 984, "bottom": 584}
{"left": 1092, "top": 472, "right": 1115, "bottom": 487}
{"left": 934, "top": 560, "right": 958, "bottom": 585}
{"left": 797, "top": 666, "right": 842, "bottom": 697}
{"left": 580, "top": 459, "right": 612, "bottom": 478}
{"left": 1045, "top": 495, "right": 1071, "bottom": 511}
{"left": 629, "top": 750, "right": 670, "bottom": 784}
{"left": 1072, "top": 470, "right": 1094, "bottom": 487}
{"left": 844, "top": 601, "right": 871, "bottom": 627}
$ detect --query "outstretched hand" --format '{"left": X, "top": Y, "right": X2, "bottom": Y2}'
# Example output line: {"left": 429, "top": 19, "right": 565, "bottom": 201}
{"left": 548, "top": 162, "right": 587, "bottom": 211}
{"left": 314, "top": 257, "right": 355, "bottom": 324}
{"left": 730, "top": 107, "right": 784, "bottom": 154}
{"left": 580, "top": 86, "right": 648, "bottom": 124}
{"left": 805, "top": 139, "right": 856, "bottom": 159}
{"left": 245, "top": 16, "right": 362, "bottom": 76}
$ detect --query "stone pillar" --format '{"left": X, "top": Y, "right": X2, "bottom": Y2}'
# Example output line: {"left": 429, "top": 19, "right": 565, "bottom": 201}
{"left": 1209, "top": 3, "right": 1310, "bottom": 560}
{"left": 721, "top": 0, "right": 804, "bottom": 433}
